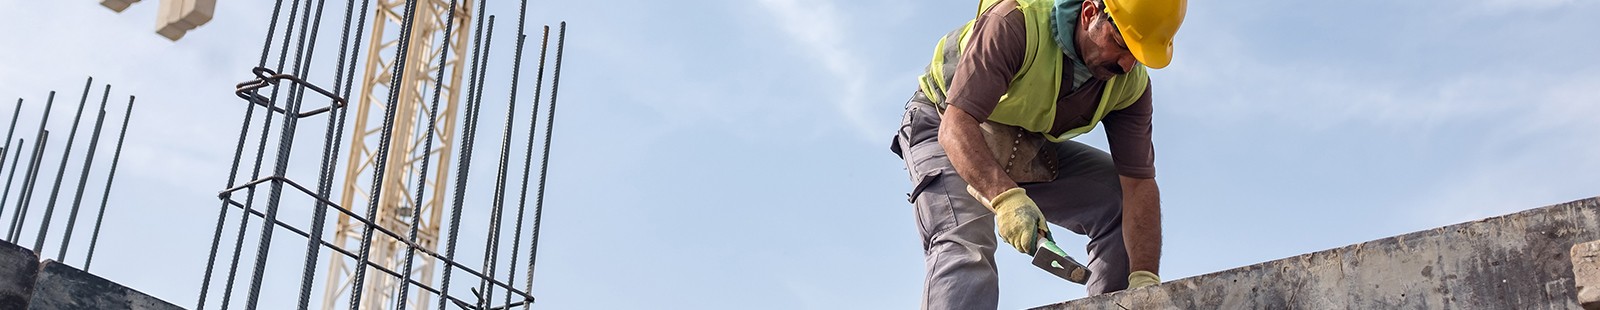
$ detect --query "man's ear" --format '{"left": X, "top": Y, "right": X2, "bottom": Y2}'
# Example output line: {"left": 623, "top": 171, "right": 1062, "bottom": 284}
{"left": 1079, "top": 1, "right": 1101, "bottom": 28}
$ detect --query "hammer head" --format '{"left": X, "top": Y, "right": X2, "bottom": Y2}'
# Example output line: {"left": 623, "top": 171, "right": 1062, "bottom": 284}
{"left": 1032, "top": 238, "right": 1091, "bottom": 284}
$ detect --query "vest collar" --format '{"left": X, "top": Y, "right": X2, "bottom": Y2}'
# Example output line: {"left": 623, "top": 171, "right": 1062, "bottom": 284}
{"left": 1051, "top": 0, "right": 1093, "bottom": 90}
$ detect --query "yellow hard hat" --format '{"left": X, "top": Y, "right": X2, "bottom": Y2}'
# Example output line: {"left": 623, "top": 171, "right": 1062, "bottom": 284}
{"left": 1104, "top": 0, "right": 1186, "bottom": 69}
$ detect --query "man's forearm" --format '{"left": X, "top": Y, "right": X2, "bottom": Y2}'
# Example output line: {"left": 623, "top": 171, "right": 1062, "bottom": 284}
{"left": 1119, "top": 176, "right": 1162, "bottom": 274}
{"left": 939, "top": 106, "right": 1016, "bottom": 200}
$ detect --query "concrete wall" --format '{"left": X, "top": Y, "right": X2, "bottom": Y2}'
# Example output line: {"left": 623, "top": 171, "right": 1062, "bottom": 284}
{"left": 0, "top": 240, "right": 39, "bottom": 309}
{"left": 0, "top": 240, "right": 181, "bottom": 310}
{"left": 1033, "top": 196, "right": 1600, "bottom": 310}
{"left": 30, "top": 260, "right": 183, "bottom": 310}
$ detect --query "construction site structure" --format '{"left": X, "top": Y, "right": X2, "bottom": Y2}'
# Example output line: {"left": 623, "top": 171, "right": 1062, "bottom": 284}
{"left": 323, "top": 0, "right": 472, "bottom": 308}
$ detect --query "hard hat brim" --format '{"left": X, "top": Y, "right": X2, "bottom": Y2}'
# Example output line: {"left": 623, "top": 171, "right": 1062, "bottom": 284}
{"left": 1125, "top": 36, "right": 1173, "bottom": 69}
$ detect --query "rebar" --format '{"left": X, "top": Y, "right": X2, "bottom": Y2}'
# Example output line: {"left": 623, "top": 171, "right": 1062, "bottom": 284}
{"left": 479, "top": 1, "right": 536, "bottom": 305}
{"left": 481, "top": 33, "right": 532, "bottom": 310}
{"left": 196, "top": 70, "right": 263, "bottom": 310}
{"left": 9, "top": 130, "right": 49, "bottom": 242}
{"left": 349, "top": 0, "right": 423, "bottom": 307}
{"left": 215, "top": 176, "right": 532, "bottom": 300}
{"left": 505, "top": 24, "right": 551, "bottom": 306}
{"left": 186, "top": 0, "right": 573, "bottom": 306}
{"left": 526, "top": 23, "right": 568, "bottom": 302}
{"left": 57, "top": 83, "right": 114, "bottom": 261}
{"left": 218, "top": 0, "right": 317, "bottom": 303}
{"left": 196, "top": 0, "right": 295, "bottom": 304}
{"left": 0, "top": 138, "right": 23, "bottom": 235}
{"left": 521, "top": 21, "right": 566, "bottom": 306}
{"left": 437, "top": 11, "right": 494, "bottom": 310}
{"left": 242, "top": 0, "right": 335, "bottom": 306}
{"left": 395, "top": 1, "right": 460, "bottom": 309}
{"left": 31, "top": 79, "right": 99, "bottom": 253}
{"left": 83, "top": 95, "right": 135, "bottom": 271}
{"left": 0, "top": 100, "right": 21, "bottom": 180}
{"left": 8, "top": 88, "right": 59, "bottom": 242}
{"left": 292, "top": 0, "right": 368, "bottom": 306}
{"left": 0, "top": 100, "right": 23, "bottom": 224}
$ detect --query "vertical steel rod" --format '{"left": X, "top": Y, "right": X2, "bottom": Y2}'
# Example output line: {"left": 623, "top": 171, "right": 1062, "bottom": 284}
{"left": 221, "top": 0, "right": 320, "bottom": 306}
{"left": 0, "top": 138, "right": 23, "bottom": 236}
{"left": 294, "top": 0, "right": 369, "bottom": 305}
{"left": 525, "top": 23, "right": 567, "bottom": 304}
{"left": 221, "top": 0, "right": 315, "bottom": 296}
{"left": 8, "top": 89, "right": 58, "bottom": 242}
{"left": 481, "top": 32, "right": 531, "bottom": 310}
{"left": 197, "top": 85, "right": 261, "bottom": 310}
{"left": 310, "top": 0, "right": 373, "bottom": 305}
{"left": 0, "top": 100, "right": 23, "bottom": 224}
{"left": 505, "top": 24, "right": 551, "bottom": 305}
{"left": 0, "top": 100, "right": 21, "bottom": 180}
{"left": 197, "top": 0, "right": 288, "bottom": 303}
{"left": 32, "top": 79, "right": 98, "bottom": 253}
{"left": 396, "top": 0, "right": 461, "bottom": 309}
{"left": 437, "top": 12, "right": 494, "bottom": 310}
{"left": 58, "top": 83, "right": 113, "bottom": 261}
{"left": 349, "top": 0, "right": 422, "bottom": 307}
{"left": 9, "top": 131, "right": 49, "bottom": 242}
{"left": 84, "top": 96, "right": 134, "bottom": 271}
{"left": 481, "top": 0, "right": 534, "bottom": 303}
{"left": 243, "top": 0, "right": 333, "bottom": 306}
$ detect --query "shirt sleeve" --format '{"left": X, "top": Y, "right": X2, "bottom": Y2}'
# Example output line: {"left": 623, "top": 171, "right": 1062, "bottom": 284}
{"left": 1101, "top": 82, "right": 1156, "bottom": 179}
{"left": 944, "top": 2, "right": 1027, "bottom": 121}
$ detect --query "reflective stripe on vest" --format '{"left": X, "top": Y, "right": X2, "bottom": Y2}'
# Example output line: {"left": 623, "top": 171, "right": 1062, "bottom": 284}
{"left": 917, "top": 0, "right": 1150, "bottom": 143}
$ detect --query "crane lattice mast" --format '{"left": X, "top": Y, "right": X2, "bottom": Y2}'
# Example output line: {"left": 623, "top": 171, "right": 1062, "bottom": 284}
{"left": 322, "top": 0, "right": 472, "bottom": 308}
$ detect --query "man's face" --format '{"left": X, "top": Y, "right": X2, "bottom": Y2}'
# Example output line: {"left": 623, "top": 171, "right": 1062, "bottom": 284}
{"left": 1080, "top": 4, "right": 1138, "bottom": 79}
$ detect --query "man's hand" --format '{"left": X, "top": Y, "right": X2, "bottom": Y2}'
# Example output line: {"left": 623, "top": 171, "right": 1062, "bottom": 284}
{"left": 969, "top": 186, "right": 1049, "bottom": 255}
{"left": 1128, "top": 271, "right": 1160, "bottom": 289}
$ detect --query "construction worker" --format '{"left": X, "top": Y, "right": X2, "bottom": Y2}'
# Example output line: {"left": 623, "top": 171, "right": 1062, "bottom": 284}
{"left": 889, "top": 0, "right": 1184, "bottom": 308}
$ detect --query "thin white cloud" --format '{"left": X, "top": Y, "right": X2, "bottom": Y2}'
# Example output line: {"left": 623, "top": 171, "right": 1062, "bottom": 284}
{"left": 753, "top": 0, "right": 879, "bottom": 142}
{"left": 1158, "top": 2, "right": 1600, "bottom": 232}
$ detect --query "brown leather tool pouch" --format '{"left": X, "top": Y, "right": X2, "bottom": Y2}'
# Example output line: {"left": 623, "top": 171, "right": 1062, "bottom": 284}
{"left": 978, "top": 122, "right": 1059, "bottom": 184}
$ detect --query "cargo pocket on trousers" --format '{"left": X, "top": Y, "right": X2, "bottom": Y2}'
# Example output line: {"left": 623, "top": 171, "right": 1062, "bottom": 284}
{"left": 908, "top": 168, "right": 947, "bottom": 248}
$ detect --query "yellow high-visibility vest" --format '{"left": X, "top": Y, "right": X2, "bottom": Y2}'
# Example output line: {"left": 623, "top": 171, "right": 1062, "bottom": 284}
{"left": 918, "top": 0, "right": 1149, "bottom": 142}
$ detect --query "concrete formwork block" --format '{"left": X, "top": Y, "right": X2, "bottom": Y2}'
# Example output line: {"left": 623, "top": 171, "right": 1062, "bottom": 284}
{"left": 29, "top": 260, "right": 182, "bottom": 310}
{"left": 0, "top": 240, "right": 39, "bottom": 309}
{"left": 1574, "top": 240, "right": 1600, "bottom": 309}
{"left": 1034, "top": 196, "right": 1600, "bottom": 310}
{"left": 100, "top": 0, "right": 141, "bottom": 12}
{"left": 154, "top": 0, "right": 217, "bottom": 41}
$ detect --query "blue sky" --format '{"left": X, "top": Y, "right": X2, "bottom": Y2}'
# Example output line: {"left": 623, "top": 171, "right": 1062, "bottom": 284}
{"left": 1, "top": 0, "right": 1598, "bottom": 309}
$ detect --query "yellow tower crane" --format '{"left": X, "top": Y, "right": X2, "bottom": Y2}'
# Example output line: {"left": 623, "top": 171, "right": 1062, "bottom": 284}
{"left": 321, "top": 0, "right": 473, "bottom": 308}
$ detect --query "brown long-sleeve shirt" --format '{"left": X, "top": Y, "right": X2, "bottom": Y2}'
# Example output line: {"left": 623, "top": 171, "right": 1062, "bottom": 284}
{"left": 943, "top": 0, "right": 1156, "bottom": 179}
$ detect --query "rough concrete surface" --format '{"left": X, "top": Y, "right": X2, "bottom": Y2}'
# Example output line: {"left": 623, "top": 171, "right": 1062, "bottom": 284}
{"left": 0, "top": 240, "right": 39, "bottom": 310}
{"left": 1574, "top": 240, "right": 1600, "bottom": 310}
{"left": 1033, "top": 196, "right": 1600, "bottom": 310}
{"left": 29, "top": 260, "right": 182, "bottom": 310}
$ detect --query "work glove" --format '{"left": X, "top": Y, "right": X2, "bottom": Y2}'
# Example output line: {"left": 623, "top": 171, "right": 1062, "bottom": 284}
{"left": 1128, "top": 270, "right": 1160, "bottom": 289}
{"left": 967, "top": 186, "right": 1049, "bottom": 255}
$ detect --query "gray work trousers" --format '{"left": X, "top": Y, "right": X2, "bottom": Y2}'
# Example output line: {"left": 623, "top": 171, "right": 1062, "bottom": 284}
{"left": 891, "top": 95, "right": 1130, "bottom": 310}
